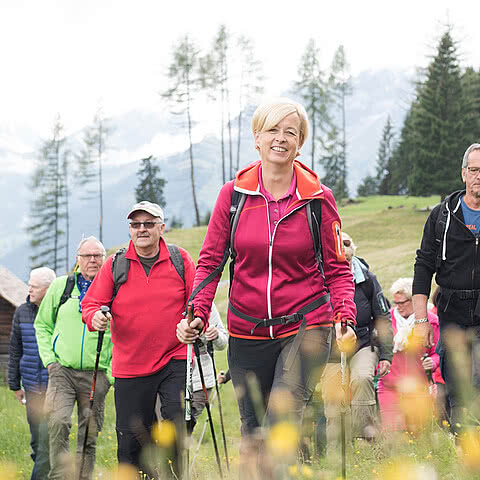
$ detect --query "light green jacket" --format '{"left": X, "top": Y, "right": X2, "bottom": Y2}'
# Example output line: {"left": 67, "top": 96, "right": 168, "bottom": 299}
{"left": 35, "top": 273, "right": 113, "bottom": 383}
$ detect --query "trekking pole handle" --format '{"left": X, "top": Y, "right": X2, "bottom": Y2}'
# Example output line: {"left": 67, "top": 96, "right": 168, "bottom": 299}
{"left": 97, "top": 306, "right": 109, "bottom": 350}
{"left": 341, "top": 317, "right": 347, "bottom": 335}
{"left": 421, "top": 353, "right": 433, "bottom": 382}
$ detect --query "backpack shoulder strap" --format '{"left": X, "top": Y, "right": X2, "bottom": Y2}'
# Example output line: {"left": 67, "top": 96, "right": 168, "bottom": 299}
{"left": 54, "top": 273, "right": 75, "bottom": 323}
{"left": 111, "top": 248, "right": 129, "bottom": 305}
{"left": 434, "top": 198, "right": 449, "bottom": 269}
{"left": 185, "top": 188, "right": 246, "bottom": 311}
{"left": 306, "top": 199, "right": 324, "bottom": 278}
{"left": 167, "top": 243, "right": 185, "bottom": 283}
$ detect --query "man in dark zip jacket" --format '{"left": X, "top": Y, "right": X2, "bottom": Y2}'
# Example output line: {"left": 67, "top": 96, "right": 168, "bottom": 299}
{"left": 8, "top": 267, "right": 56, "bottom": 480}
{"left": 413, "top": 143, "right": 480, "bottom": 435}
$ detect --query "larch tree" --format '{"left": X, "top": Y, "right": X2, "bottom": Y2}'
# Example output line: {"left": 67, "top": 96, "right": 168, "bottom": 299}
{"left": 294, "top": 38, "right": 330, "bottom": 171}
{"left": 327, "top": 45, "right": 352, "bottom": 200}
{"left": 77, "top": 106, "right": 112, "bottom": 242}
{"left": 235, "top": 35, "right": 264, "bottom": 172}
{"left": 29, "top": 115, "right": 70, "bottom": 272}
{"left": 162, "top": 35, "right": 202, "bottom": 226}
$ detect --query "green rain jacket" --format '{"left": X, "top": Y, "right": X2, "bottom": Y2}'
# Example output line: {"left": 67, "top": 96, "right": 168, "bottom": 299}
{"left": 35, "top": 273, "right": 113, "bottom": 383}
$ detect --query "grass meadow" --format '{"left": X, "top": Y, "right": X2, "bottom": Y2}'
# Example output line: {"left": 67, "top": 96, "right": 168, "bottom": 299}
{"left": 3, "top": 194, "right": 480, "bottom": 479}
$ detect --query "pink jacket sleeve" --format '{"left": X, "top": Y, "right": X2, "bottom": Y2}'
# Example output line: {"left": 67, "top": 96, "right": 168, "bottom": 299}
{"left": 319, "top": 188, "right": 356, "bottom": 323}
{"left": 192, "top": 182, "right": 233, "bottom": 322}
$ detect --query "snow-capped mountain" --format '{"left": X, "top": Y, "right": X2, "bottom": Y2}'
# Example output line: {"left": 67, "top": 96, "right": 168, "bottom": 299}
{"left": 0, "top": 68, "right": 414, "bottom": 280}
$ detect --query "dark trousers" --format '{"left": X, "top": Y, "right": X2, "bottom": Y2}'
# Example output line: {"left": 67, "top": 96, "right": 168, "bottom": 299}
{"left": 438, "top": 323, "right": 480, "bottom": 433}
{"left": 114, "top": 359, "right": 185, "bottom": 478}
{"left": 228, "top": 327, "right": 331, "bottom": 437}
{"left": 25, "top": 390, "right": 50, "bottom": 480}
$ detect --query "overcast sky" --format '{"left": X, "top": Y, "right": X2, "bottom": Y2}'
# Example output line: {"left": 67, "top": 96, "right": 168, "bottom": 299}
{"left": 1, "top": 0, "right": 479, "bottom": 140}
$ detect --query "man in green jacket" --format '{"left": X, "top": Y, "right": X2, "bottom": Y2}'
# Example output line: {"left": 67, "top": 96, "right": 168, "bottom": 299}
{"left": 35, "top": 236, "right": 112, "bottom": 480}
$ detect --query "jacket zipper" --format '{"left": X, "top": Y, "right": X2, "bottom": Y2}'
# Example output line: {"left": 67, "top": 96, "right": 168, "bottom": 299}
{"left": 266, "top": 198, "right": 315, "bottom": 339}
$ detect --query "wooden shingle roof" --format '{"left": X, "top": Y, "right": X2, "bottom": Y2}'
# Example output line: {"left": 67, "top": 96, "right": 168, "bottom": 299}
{"left": 0, "top": 265, "right": 28, "bottom": 307}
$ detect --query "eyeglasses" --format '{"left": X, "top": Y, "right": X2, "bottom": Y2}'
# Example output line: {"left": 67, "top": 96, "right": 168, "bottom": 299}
{"left": 393, "top": 298, "right": 411, "bottom": 306}
{"left": 78, "top": 254, "right": 105, "bottom": 260}
{"left": 343, "top": 239, "right": 351, "bottom": 247}
{"left": 129, "top": 221, "right": 161, "bottom": 229}
{"left": 467, "top": 167, "right": 480, "bottom": 176}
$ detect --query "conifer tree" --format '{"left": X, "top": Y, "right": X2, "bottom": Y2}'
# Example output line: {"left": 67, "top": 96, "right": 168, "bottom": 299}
{"left": 162, "top": 35, "right": 202, "bottom": 226}
{"left": 294, "top": 38, "right": 330, "bottom": 171}
{"left": 408, "top": 30, "right": 472, "bottom": 199}
{"left": 357, "top": 175, "right": 378, "bottom": 197}
{"left": 200, "top": 25, "right": 234, "bottom": 182}
{"left": 375, "top": 116, "right": 395, "bottom": 194}
{"left": 77, "top": 106, "right": 112, "bottom": 242}
{"left": 328, "top": 45, "right": 352, "bottom": 200}
{"left": 29, "top": 115, "right": 69, "bottom": 272}
{"left": 135, "top": 156, "right": 166, "bottom": 207}
{"left": 320, "top": 124, "right": 348, "bottom": 199}
{"left": 235, "top": 35, "right": 264, "bottom": 171}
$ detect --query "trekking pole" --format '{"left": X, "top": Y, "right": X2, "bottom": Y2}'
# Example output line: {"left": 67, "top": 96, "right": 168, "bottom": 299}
{"left": 207, "top": 340, "right": 230, "bottom": 471}
{"left": 422, "top": 353, "right": 434, "bottom": 394}
{"left": 184, "top": 304, "right": 195, "bottom": 479}
{"left": 194, "top": 339, "right": 223, "bottom": 478}
{"left": 78, "top": 305, "right": 109, "bottom": 480}
{"left": 190, "top": 389, "right": 218, "bottom": 473}
{"left": 340, "top": 319, "right": 348, "bottom": 480}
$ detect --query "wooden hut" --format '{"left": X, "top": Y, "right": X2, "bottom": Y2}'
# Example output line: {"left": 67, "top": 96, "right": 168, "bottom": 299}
{"left": 0, "top": 265, "right": 28, "bottom": 380}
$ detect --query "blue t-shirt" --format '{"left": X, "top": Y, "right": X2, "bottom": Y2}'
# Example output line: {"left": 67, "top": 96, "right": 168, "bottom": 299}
{"left": 461, "top": 195, "right": 480, "bottom": 236}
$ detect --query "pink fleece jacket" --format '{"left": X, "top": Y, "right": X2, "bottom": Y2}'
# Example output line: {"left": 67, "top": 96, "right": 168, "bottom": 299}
{"left": 192, "top": 160, "right": 356, "bottom": 340}
{"left": 377, "top": 309, "right": 441, "bottom": 393}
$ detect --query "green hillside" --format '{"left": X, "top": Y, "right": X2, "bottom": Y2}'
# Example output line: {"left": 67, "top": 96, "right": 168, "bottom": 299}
{"left": 4, "top": 194, "right": 467, "bottom": 480}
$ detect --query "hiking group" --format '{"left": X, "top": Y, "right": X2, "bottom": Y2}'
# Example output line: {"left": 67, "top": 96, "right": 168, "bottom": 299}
{"left": 7, "top": 97, "right": 480, "bottom": 479}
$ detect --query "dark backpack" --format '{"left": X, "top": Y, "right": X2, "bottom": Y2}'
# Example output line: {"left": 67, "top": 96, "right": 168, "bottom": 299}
{"left": 187, "top": 189, "right": 323, "bottom": 306}
{"left": 56, "top": 244, "right": 185, "bottom": 314}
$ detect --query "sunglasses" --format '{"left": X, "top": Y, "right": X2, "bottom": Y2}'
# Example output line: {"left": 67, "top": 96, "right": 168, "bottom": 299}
{"left": 129, "top": 221, "right": 161, "bottom": 229}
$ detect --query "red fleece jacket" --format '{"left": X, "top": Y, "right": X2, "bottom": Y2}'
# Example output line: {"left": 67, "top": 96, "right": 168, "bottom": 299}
{"left": 193, "top": 159, "right": 356, "bottom": 339}
{"left": 82, "top": 238, "right": 195, "bottom": 378}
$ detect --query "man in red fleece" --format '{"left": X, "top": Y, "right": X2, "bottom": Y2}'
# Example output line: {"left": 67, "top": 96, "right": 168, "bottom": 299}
{"left": 81, "top": 201, "right": 195, "bottom": 478}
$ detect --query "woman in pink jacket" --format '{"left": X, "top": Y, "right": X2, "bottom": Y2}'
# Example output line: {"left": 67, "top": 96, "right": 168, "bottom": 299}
{"left": 177, "top": 98, "right": 356, "bottom": 467}
{"left": 377, "top": 277, "right": 440, "bottom": 432}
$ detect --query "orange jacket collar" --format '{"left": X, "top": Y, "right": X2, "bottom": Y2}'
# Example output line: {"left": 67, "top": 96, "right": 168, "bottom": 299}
{"left": 234, "top": 159, "right": 324, "bottom": 200}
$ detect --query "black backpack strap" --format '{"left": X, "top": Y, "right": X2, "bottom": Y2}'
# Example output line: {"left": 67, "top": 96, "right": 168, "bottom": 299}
{"left": 111, "top": 248, "right": 129, "bottom": 306}
{"left": 306, "top": 199, "right": 324, "bottom": 280}
{"left": 228, "top": 191, "right": 246, "bottom": 293}
{"left": 185, "top": 189, "right": 246, "bottom": 312}
{"left": 167, "top": 243, "right": 185, "bottom": 283}
{"left": 54, "top": 273, "right": 76, "bottom": 323}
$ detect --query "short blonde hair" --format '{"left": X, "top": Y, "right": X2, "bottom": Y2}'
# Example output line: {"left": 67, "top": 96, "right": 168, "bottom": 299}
{"left": 390, "top": 277, "right": 413, "bottom": 299}
{"left": 251, "top": 98, "right": 309, "bottom": 148}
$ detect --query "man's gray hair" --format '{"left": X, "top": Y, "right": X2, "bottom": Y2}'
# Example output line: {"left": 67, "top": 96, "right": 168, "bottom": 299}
{"left": 76, "top": 236, "right": 106, "bottom": 255}
{"left": 462, "top": 143, "right": 480, "bottom": 168}
{"left": 30, "top": 267, "right": 56, "bottom": 286}
{"left": 390, "top": 277, "right": 413, "bottom": 299}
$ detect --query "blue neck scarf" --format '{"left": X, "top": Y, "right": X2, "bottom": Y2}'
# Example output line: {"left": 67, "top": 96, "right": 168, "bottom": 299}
{"left": 77, "top": 274, "right": 92, "bottom": 312}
